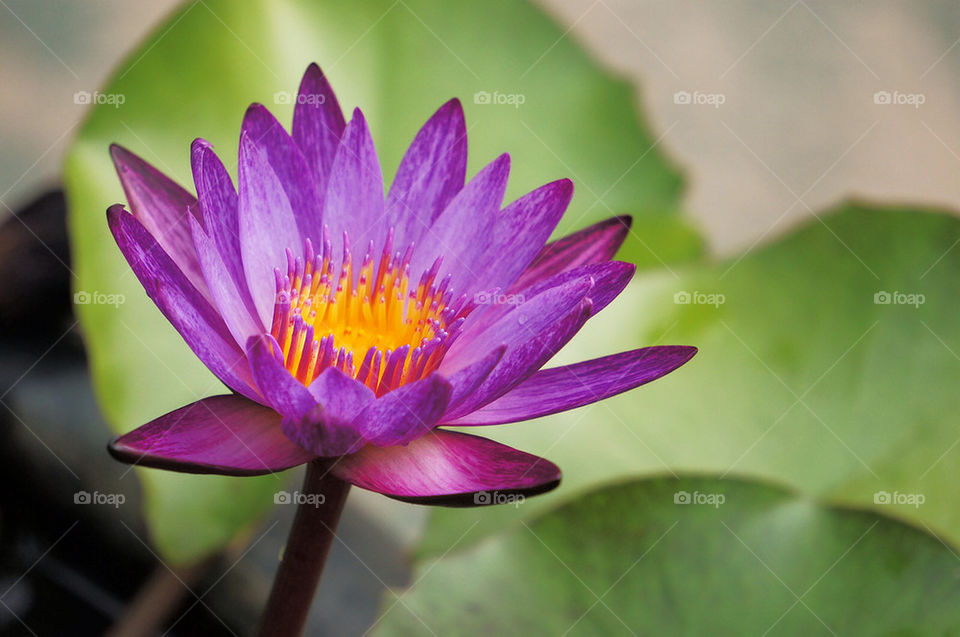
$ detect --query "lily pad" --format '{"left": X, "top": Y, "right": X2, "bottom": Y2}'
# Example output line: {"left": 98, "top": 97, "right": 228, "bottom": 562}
{"left": 377, "top": 476, "right": 960, "bottom": 636}
{"left": 63, "top": 0, "right": 695, "bottom": 564}
{"left": 423, "top": 202, "right": 960, "bottom": 557}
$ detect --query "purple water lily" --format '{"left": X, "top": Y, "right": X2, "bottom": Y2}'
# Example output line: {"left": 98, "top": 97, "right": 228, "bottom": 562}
{"left": 105, "top": 63, "right": 696, "bottom": 506}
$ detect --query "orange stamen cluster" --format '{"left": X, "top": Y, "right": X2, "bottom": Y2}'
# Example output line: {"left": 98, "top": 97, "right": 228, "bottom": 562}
{"left": 269, "top": 229, "right": 470, "bottom": 396}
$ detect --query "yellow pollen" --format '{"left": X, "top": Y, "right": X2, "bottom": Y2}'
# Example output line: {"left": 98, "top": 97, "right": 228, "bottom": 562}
{"left": 269, "top": 233, "right": 466, "bottom": 395}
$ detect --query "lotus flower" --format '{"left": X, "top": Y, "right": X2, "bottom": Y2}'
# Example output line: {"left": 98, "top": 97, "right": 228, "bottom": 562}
{"left": 105, "top": 64, "right": 696, "bottom": 506}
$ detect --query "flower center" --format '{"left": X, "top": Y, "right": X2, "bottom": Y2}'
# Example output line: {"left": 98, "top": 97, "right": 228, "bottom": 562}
{"left": 270, "top": 229, "right": 469, "bottom": 395}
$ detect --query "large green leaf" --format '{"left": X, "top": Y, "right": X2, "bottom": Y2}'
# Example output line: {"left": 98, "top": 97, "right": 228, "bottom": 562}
{"left": 422, "top": 202, "right": 960, "bottom": 556}
{"left": 63, "top": 0, "right": 695, "bottom": 564}
{"left": 377, "top": 476, "right": 960, "bottom": 636}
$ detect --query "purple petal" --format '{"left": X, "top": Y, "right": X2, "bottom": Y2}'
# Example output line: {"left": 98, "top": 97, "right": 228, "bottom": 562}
{"left": 238, "top": 131, "right": 302, "bottom": 326}
{"left": 443, "top": 299, "right": 593, "bottom": 421}
{"left": 108, "top": 205, "right": 260, "bottom": 402}
{"left": 443, "top": 273, "right": 594, "bottom": 369}
{"left": 189, "top": 215, "right": 263, "bottom": 348}
{"left": 385, "top": 99, "right": 467, "bottom": 249}
{"left": 322, "top": 108, "right": 385, "bottom": 261}
{"left": 353, "top": 374, "right": 453, "bottom": 446}
{"left": 451, "top": 346, "right": 698, "bottom": 425}
{"left": 477, "top": 178, "right": 573, "bottom": 293}
{"left": 510, "top": 215, "right": 632, "bottom": 291}
{"left": 468, "top": 261, "right": 635, "bottom": 336}
{"left": 110, "top": 144, "right": 209, "bottom": 300}
{"left": 331, "top": 430, "right": 561, "bottom": 506}
{"left": 248, "top": 338, "right": 370, "bottom": 457}
{"left": 108, "top": 395, "right": 314, "bottom": 475}
{"left": 410, "top": 154, "right": 510, "bottom": 292}
{"left": 306, "top": 366, "right": 376, "bottom": 417}
{"left": 450, "top": 262, "right": 638, "bottom": 412}
{"left": 153, "top": 283, "right": 261, "bottom": 403}
{"left": 241, "top": 104, "right": 324, "bottom": 244}
{"left": 283, "top": 367, "right": 376, "bottom": 457}
{"left": 246, "top": 334, "right": 316, "bottom": 418}
{"left": 444, "top": 346, "right": 505, "bottom": 413}
{"left": 191, "top": 139, "right": 249, "bottom": 296}
{"left": 292, "top": 63, "right": 346, "bottom": 196}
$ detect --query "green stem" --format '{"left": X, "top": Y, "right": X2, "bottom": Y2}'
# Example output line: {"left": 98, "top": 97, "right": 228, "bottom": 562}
{"left": 257, "top": 460, "right": 351, "bottom": 637}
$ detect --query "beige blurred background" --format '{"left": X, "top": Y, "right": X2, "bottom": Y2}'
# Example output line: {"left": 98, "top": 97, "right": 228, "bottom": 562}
{"left": 2, "top": 0, "right": 960, "bottom": 255}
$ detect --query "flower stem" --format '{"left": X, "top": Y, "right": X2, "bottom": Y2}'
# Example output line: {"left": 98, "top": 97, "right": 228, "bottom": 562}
{"left": 258, "top": 461, "right": 351, "bottom": 637}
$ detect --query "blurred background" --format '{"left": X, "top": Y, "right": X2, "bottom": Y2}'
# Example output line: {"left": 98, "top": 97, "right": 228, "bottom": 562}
{"left": 3, "top": 1, "right": 960, "bottom": 635}
{"left": 6, "top": 1, "right": 960, "bottom": 253}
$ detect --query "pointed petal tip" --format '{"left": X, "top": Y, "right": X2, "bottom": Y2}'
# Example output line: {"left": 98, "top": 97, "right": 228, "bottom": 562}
{"left": 349, "top": 106, "right": 368, "bottom": 126}
{"left": 191, "top": 137, "right": 213, "bottom": 153}
{"left": 437, "top": 97, "right": 464, "bottom": 119}
{"left": 108, "top": 142, "right": 127, "bottom": 160}
{"left": 245, "top": 102, "right": 269, "bottom": 117}
{"left": 106, "top": 202, "right": 128, "bottom": 218}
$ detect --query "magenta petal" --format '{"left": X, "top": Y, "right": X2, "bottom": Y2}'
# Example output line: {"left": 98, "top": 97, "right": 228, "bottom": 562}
{"left": 322, "top": 108, "right": 385, "bottom": 260}
{"left": 331, "top": 430, "right": 561, "bottom": 506}
{"left": 153, "top": 283, "right": 261, "bottom": 403}
{"left": 248, "top": 338, "right": 369, "bottom": 457}
{"left": 108, "top": 205, "right": 260, "bottom": 402}
{"left": 479, "top": 178, "right": 574, "bottom": 293}
{"left": 189, "top": 215, "right": 263, "bottom": 348}
{"left": 454, "top": 261, "right": 634, "bottom": 412}
{"left": 443, "top": 299, "right": 593, "bottom": 420}
{"left": 469, "top": 261, "right": 635, "bottom": 336}
{"left": 241, "top": 104, "right": 324, "bottom": 244}
{"left": 353, "top": 374, "right": 453, "bottom": 446}
{"left": 510, "top": 216, "right": 632, "bottom": 291}
{"left": 452, "top": 346, "right": 698, "bottom": 425}
{"left": 386, "top": 98, "right": 467, "bottom": 249}
{"left": 108, "top": 395, "right": 314, "bottom": 475}
{"left": 306, "top": 366, "right": 376, "bottom": 416}
{"left": 110, "top": 144, "right": 209, "bottom": 301}
{"left": 444, "top": 273, "right": 594, "bottom": 368}
{"left": 283, "top": 367, "right": 376, "bottom": 457}
{"left": 191, "top": 139, "right": 244, "bottom": 288}
{"left": 292, "top": 63, "right": 346, "bottom": 196}
{"left": 238, "top": 132, "right": 302, "bottom": 326}
{"left": 410, "top": 154, "right": 510, "bottom": 291}
{"left": 246, "top": 335, "right": 316, "bottom": 418}
{"left": 444, "top": 346, "right": 506, "bottom": 413}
